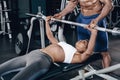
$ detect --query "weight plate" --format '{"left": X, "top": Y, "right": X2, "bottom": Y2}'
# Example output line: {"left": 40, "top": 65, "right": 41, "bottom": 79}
{"left": 15, "top": 32, "right": 28, "bottom": 55}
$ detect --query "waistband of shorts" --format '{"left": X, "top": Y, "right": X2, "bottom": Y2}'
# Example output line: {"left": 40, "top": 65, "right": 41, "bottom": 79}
{"left": 40, "top": 51, "right": 53, "bottom": 63}
{"left": 80, "top": 13, "right": 99, "bottom": 19}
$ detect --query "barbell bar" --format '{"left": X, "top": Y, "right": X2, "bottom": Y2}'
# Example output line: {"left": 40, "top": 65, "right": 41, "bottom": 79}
{"left": 26, "top": 13, "right": 120, "bottom": 34}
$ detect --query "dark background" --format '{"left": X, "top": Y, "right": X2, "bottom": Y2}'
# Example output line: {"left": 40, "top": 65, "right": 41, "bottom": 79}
{"left": 0, "top": 0, "right": 120, "bottom": 80}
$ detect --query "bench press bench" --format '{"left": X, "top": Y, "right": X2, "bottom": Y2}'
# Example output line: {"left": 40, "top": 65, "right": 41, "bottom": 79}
{"left": 1, "top": 53, "right": 102, "bottom": 80}
{"left": 39, "top": 52, "right": 120, "bottom": 80}
{"left": 39, "top": 53, "right": 102, "bottom": 80}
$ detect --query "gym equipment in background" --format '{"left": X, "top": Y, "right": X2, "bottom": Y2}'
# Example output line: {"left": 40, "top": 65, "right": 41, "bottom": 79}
{"left": 14, "top": 7, "right": 45, "bottom": 55}
{"left": 0, "top": 0, "right": 12, "bottom": 39}
{"left": 15, "top": 26, "right": 28, "bottom": 55}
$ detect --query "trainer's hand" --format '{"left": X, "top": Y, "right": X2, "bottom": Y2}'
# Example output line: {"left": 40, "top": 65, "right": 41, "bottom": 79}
{"left": 89, "top": 19, "right": 98, "bottom": 29}
{"left": 53, "top": 13, "right": 62, "bottom": 20}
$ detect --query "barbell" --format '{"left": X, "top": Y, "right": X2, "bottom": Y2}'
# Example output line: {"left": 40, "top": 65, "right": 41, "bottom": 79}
{"left": 26, "top": 13, "right": 120, "bottom": 35}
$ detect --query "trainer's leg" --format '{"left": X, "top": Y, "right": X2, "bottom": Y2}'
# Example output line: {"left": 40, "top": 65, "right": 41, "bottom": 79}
{"left": 101, "top": 51, "right": 111, "bottom": 68}
{"left": 0, "top": 55, "right": 26, "bottom": 76}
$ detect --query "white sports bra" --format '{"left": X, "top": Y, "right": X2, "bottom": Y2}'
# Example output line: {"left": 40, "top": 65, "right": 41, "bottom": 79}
{"left": 58, "top": 42, "right": 77, "bottom": 63}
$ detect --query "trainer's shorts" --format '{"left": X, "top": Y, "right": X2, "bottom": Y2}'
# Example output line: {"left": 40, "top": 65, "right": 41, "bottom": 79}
{"left": 76, "top": 13, "right": 108, "bottom": 52}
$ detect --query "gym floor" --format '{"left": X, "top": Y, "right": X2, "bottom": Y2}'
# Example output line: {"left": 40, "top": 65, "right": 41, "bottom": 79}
{"left": 0, "top": 34, "right": 120, "bottom": 80}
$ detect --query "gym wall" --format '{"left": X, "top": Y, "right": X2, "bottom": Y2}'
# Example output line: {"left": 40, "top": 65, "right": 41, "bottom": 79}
{"left": 18, "top": 0, "right": 30, "bottom": 18}
{"left": 30, "top": 0, "right": 46, "bottom": 15}
{"left": 46, "top": 0, "right": 61, "bottom": 16}
{"left": 18, "top": 0, "right": 46, "bottom": 18}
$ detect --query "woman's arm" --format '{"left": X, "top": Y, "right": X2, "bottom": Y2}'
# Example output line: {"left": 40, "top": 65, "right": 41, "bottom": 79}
{"left": 45, "top": 16, "right": 58, "bottom": 44}
{"left": 81, "top": 27, "right": 98, "bottom": 61}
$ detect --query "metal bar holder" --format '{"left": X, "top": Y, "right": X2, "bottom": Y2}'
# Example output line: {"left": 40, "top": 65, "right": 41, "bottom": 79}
{"left": 0, "top": 0, "right": 12, "bottom": 39}
{"left": 26, "top": 6, "right": 45, "bottom": 54}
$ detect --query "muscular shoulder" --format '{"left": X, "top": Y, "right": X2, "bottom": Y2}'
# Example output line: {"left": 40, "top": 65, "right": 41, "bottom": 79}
{"left": 71, "top": 0, "right": 79, "bottom": 2}
{"left": 100, "top": 0, "right": 113, "bottom": 4}
{"left": 70, "top": 0, "right": 79, "bottom": 4}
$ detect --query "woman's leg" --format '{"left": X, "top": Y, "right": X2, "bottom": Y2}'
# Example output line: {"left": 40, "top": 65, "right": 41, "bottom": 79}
{"left": 0, "top": 55, "right": 26, "bottom": 76}
{"left": 11, "top": 50, "right": 52, "bottom": 80}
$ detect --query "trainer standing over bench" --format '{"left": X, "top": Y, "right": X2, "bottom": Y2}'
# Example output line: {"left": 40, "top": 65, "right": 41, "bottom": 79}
{"left": 53, "top": 0, "right": 113, "bottom": 68}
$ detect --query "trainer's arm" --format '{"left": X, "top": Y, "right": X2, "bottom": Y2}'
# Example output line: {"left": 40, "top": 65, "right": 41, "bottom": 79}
{"left": 45, "top": 17, "right": 58, "bottom": 44}
{"left": 95, "top": 0, "right": 113, "bottom": 22}
{"left": 81, "top": 29, "right": 98, "bottom": 61}
{"left": 55, "top": 0, "right": 78, "bottom": 18}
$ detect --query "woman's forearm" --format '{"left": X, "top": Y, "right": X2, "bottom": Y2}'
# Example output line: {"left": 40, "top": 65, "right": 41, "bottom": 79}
{"left": 86, "top": 31, "right": 97, "bottom": 54}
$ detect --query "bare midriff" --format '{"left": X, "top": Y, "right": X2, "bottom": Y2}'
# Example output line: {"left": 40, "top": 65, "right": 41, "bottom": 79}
{"left": 79, "top": 0, "right": 103, "bottom": 16}
{"left": 40, "top": 44, "right": 65, "bottom": 62}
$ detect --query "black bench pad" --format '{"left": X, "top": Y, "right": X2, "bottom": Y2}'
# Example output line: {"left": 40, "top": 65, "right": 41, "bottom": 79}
{"left": 39, "top": 53, "right": 102, "bottom": 80}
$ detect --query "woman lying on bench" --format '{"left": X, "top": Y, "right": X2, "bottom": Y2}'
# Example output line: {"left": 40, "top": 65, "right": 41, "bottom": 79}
{"left": 0, "top": 16, "right": 97, "bottom": 80}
